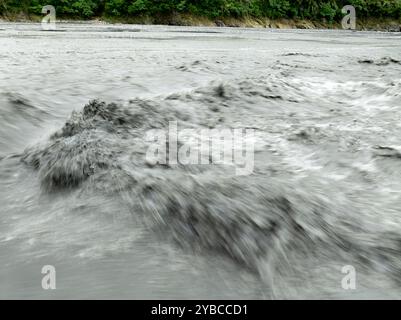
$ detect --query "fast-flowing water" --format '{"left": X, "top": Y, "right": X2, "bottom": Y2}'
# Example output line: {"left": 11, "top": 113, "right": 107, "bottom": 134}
{"left": 1, "top": 22, "right": 401, "bottom": 299}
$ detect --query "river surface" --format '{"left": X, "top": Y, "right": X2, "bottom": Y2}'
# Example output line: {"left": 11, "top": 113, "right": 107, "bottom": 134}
{"left": 1, "top": 22, "right": 401, "bottom": 299}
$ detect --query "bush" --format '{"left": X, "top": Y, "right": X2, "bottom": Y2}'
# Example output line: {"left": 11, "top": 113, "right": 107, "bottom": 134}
{"left": 260, "top": 0, "right": 291, "bottom": 19}
{"left": 128, "top": 0, "right": 149, "bottom": 14}
{"left": 105, "top": 0, "right": 128, "bottom": 16}
{"left": 1, "top": 0, "right": 400, "bottom": 20}
{"left": 319, "top": 2, "right": 337, "bottom": 22}
{"left": 71, "top": 0, "right": 98, "bottom": 17}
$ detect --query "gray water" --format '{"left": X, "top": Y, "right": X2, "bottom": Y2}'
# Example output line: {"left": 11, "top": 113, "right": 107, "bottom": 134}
{"left": 1, "top": 22, "right": 401, "bottom": 299}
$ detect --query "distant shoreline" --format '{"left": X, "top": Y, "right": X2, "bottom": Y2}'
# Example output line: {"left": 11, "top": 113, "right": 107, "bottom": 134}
{"left": 1, "top": 13, "right": 400, "bottom": 32}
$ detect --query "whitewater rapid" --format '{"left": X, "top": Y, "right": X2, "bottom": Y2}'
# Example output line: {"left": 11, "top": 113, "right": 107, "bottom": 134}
{"left": 1, "top": 23, "right": 401, "bottom": 299}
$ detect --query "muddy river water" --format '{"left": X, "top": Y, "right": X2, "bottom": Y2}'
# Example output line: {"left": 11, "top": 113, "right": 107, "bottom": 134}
{"left": 0, "top": 23, "right": 401, "bottom": 299}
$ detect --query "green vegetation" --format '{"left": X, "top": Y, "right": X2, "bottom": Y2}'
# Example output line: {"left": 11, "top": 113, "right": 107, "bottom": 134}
{"left": 1, "top": 0, "right": 401, "bottom": 22}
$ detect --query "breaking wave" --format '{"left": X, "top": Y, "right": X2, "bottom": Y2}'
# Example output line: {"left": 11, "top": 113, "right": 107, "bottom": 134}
{"left": 19, "top": 73, "right": 401, "bottom": 285}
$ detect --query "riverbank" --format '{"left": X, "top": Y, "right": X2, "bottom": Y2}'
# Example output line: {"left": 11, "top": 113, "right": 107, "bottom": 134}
{"left": 1, "top": 12, "right": 400, "bottom": 32}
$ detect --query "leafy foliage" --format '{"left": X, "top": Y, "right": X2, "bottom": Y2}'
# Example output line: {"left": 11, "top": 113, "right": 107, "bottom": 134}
{"left": 1, "top": 0, "right": 401, "bottom": 20}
